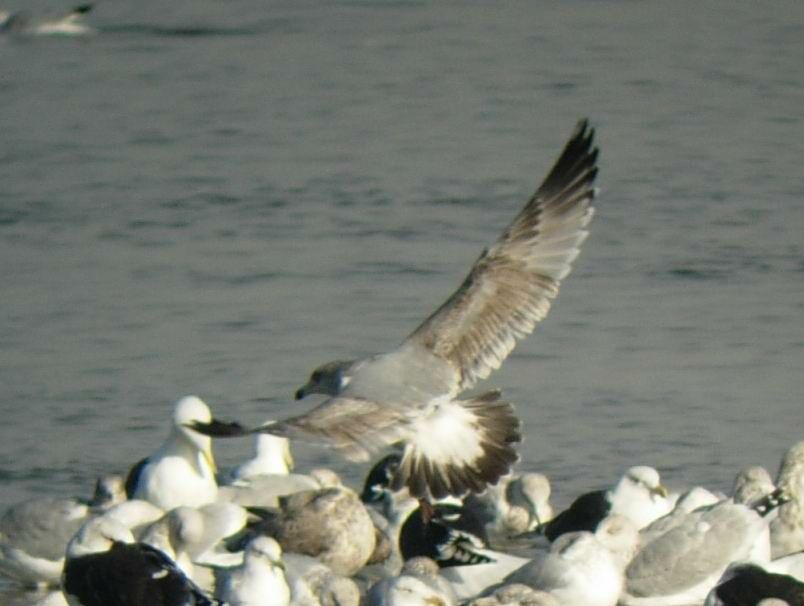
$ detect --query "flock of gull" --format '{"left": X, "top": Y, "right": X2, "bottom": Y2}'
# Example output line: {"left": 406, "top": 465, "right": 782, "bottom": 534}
{"left": 1, "top": 121, "right": 802, "bottom": 606}
{"left": 1, "top": 396, "right": 803, "bottom": 606}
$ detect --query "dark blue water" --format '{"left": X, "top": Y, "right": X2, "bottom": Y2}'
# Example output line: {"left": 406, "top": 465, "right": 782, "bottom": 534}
{"left": 1, "top": 2, "right": 803, "bottom": 595}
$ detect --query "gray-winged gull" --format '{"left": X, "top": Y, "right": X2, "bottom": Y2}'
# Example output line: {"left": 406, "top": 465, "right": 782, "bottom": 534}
{"left": 191, "top": 120, "right": 598, "bottom": 501}
{"left": 621, "top": 489, "right": 789, "bottom": 605}
{"left": 0, "top": 474, "right": 125, "bottom": 588}
{"left": 638, "top": 485, "right": 721, "bottom": 547}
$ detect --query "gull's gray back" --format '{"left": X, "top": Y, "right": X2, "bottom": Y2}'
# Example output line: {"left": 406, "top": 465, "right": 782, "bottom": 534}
{"left": 343, "top": 343, "right": 459, "bottom": 409}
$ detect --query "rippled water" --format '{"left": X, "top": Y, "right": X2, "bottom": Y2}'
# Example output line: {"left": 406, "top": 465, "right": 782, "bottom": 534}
{"left": 1, "top": 0, "right": 803, "bottom": 596}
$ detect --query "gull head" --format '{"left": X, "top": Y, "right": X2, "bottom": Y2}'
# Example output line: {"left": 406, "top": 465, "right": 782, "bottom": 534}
{"left": 246, "top": 536, "right": 285, "bottom": 568}
{"left": 623, "top": 466, "right": 668, "bottom": 500}
{"left": 295, "top": 360, "right": 354, "bottom": 399}
{"left": 506, "top": 472, "right": 553, "bottom": 528}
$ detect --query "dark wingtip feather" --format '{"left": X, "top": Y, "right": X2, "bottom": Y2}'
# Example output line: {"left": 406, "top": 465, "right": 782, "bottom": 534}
{"left": 536, "top": 118, "right": 599, "bottom": 202}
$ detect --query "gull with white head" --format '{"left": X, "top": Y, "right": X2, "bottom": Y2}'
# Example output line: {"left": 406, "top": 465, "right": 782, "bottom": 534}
{"left": 543, "top": 465, "right": 671, "bottom": 542}
{"left": 193, "top": 121, "right": 599, "bottom": 502}
{"left": 226, "top": 430, "right": 294, "bottom": 484}
{"left": 214, "top": 536, "right": 291, "bottom": 606}
{"left": 126, "top": 396, "right": 236, "bottom": 510}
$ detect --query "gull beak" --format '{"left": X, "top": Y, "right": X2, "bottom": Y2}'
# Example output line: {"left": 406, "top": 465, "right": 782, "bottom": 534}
{"left": 283, "top": 442, "right": 295, "bottom": 471}
{"left": 185, "top": 418, "right": 250, "bottom": 438}
{"left": 651, "top": 484, "right": 669, "bottom": 499}
{"left": 294, "top": 385, "right": 307, "bottom": 400}
{"left": 202, "top": 443, "right": 217, "bottom": 475}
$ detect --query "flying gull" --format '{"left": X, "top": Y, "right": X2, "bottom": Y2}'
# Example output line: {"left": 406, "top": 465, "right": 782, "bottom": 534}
{"left": 193, "top": 120, "right": 598, "bottom": 501}
{"left": 0, "top": 4, "right": 95, "bottom": 36}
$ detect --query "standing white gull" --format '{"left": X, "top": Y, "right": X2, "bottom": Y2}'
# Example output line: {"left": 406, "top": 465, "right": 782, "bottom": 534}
{"left": 126, "top": 396, "right": 238, "bottom": 510}
{"left": 192, "top": 120, "right": 598, "bottom": 501}
{"left": 225, "top": 431, "right": 294, "bottom": 484}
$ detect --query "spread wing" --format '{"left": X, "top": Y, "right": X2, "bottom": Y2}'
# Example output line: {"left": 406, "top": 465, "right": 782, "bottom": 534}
{"left": 258, "top": 397, "right": 415, "bottom": 463}
{"left": 404, "top": 119, "right": 598, "bottom": 392}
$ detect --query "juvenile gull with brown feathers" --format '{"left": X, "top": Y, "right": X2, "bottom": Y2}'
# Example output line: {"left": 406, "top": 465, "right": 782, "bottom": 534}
{"left": 193, "top": 120, "right": 598, "bottom": 500}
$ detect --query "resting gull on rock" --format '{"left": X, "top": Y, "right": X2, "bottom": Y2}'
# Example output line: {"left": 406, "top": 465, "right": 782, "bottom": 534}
{"left": 126, "top": 396, "right": 238, "bottom": 510}
{"left": 230, "top": 486, "right": 376, "bottom": 577}
{"left": 503, "top": 517, "right": 636, "bottom": 606}
{"left": 62, "top": 516, "right": 220, "bottom": 606}
{"left": 213, "top": 536, "right": 291, "bottom": 606}
{"left": 191, "top": 120, "right": 598, "bottom": 501}
{"left": 0, "top": 474, "right": 125, "bottom": 588}
{"left": 543, "top": 465, "right": 671, "bottom": 542}
{"left": 621, "top": 489, "right": 789, "bottom": 605}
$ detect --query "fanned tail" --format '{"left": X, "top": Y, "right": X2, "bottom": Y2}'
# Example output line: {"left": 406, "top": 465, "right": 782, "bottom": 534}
{"left": 392, "top": 391, "right": 521, "bottom": 499}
